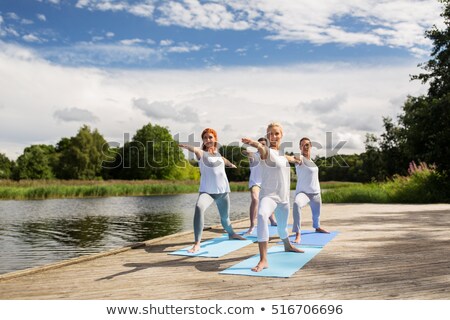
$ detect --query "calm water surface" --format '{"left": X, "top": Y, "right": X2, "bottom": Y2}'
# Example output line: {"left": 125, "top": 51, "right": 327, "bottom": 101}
{"left": 0, "top": 192, "right": 268, "bottom": 275}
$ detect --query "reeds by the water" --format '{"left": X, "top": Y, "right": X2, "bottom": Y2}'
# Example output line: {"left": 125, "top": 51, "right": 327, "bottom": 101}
{"left": 1, "top": 166, "right": 447, "bottom": 203}
{"left": 322, "top": 164, "right": 448, "bottom": 203}
{"left": 0, "top": 180, "right": 248, "bottom": 200}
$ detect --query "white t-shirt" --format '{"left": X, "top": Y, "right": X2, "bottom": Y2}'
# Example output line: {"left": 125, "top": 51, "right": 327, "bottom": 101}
{"left": 295, "top": 156, "right": 321, "bottom": 194}
{"left": 248, "top": 152, "right": 262, "bottom": 188}
{"left": 260, "top": 148, "right": 291, "bottom": 203}
{"left": 198, "top": 152, "right": 230, "bottom": 194}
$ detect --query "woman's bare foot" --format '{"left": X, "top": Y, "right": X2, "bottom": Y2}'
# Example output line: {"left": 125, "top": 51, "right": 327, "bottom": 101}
{"left": 251, "top": 260, "right": 268, "bottom": 272}
{"left": 315, "top": 227, "right": 330, "bottom": 233}
{"left": 187, "top": 243, "right": 200, "bottom": 253}
{"left": 282, "top": 238, "right": 304, "bottom": 253}
{"left": 229, "top": 233, "right": 246, "bottom": 240}
{"left": 245, "top": 226, "right": 255, "bottom": 235}
{"left": 293, "top": 232, "right": 301, "bottom": 244}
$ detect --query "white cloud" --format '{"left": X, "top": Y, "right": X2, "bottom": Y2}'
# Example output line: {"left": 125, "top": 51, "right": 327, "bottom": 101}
{"left": 54, "top": 107, "right": 99, "bottom": 123}
{"left": 6, "top": 13, "right": 20, "bottom": 20}
{"left": 5, "top": 27, "right": 20, "bottom": 37}
{"left": 165, "top": 42, "right": 202, "bottom": 53}
{"left": 75, "top": 0, "right": 90, "bottom": 7}
{"left": 41, "top": 42, "right": 162, "bottom": 66}
{"left": 157, "top": 40, "right": 204, "bottom": 53}
{"left": 133, "top": 98, "right": 200, "bottom": 123}
{"left": 48, "top": 0, "right": 61, "bottom": 4}
{"left": 156, "top": 0, "right": 250, "bottom": 30}
{"left": 152, "top": 0, "right": 443, "bottom": 55}
{"left": 23, "top": 34, "right": 42, "bottom": 43}
{"left": 21, "top": 19, "right": 34, "bottom": 25}
{"left": 213, "top": 44, "right": 228, "bottom": 52}
{"left": 75, "top": 0, "right": 155, "bottom": 17}
{"left": 0, "top": 41, "right": 427, "bottom": 160}
{"left": 298, "top": 94, "right": 347, "bottom": 113}
{"left": 120, "top": 38, "right": 143, "bottom": 45}
{"left": 65, "top": 1, "right": 443, "bottom": 56}
{"left": 37, "top": 14, "right": 47, "bottom": 22}
{"left": 160, "top": 39, "right": 173, "bottom": 46}
{"left": 0, "top": 16, "right": 4, "bottom": 37}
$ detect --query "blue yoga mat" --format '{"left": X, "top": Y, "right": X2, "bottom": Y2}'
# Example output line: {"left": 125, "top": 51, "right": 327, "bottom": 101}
{"left": 247, "top": 224, "right": 293, "bottom": 237}
{"left": 169, "top": 235, "right": 257, "bottom": 258}
{"left": 279, "top": 230, "right": 339, "bottom": 247}
{"left": 220, "top": 245, "right": 322, "bottom": 278}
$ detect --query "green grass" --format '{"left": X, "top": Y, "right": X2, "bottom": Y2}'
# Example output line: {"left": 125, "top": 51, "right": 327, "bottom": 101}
{"left": 1, "top": 168, "right": 447, "bottom": 203}
{"left": 322, "top": 169, "right": 449, "bottom": 203}
{"left": 0, "top": 179, "right": 248, "bottom": 200}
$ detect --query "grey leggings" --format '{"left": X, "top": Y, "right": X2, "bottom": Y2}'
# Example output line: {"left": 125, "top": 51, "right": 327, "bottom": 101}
{"left": 194, "top": 192, "right": 235, "bottom": 242}
{"left": 292, "top": 192, "right": 322, "bottom": 232}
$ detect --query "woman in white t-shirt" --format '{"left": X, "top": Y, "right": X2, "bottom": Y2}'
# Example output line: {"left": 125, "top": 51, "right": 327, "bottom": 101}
{"left": 179, "top": 128, "right": 245, "bottom": 253}
{"left": 242, "top": 122, "right": 303, "bottom": 272}
{"left": 244, "top": 137, "right": 277, "bottom": 235}
{"left": 292, "top": 137, "right": 329, "bottom": 243}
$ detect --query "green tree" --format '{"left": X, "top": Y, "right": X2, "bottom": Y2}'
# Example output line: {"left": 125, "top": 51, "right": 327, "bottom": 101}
{"left": 13, "top": 145, "right": 56, "bottom": 180}
{"left": 411, "top": 0, "right": 450, "bottom": 98}
{"left": 360, "top": 133, "right": 384, "bottom": 181}
{"left": 56, "top": 125, "right": 109, "bottom": 179}
{"left": 406, "top": 0, "right": 450, "bottom": 173}
{"left": 374, "top": 0, "right": 450, "bottom": 175}
{"left": 0, "top": 153, "right": 13, "bottom": 179}
{"left": 117, "top": 123, "right": 185, "bottom": 179}
{"left": 219, "top": 144, "right": 250, "bottom": 181}
{"left": 379, "top": 117, "right": 409, "bottom": 177}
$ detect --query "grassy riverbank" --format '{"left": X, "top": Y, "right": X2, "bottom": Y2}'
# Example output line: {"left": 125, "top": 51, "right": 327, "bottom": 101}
{"left": 322, "top": 168, "right": 449, "bottom": 203}
{"left": 0, "top": 179, "right": 353, "bottom": 201}
{"left": 0, "top": 179, "right": 250, "bottom": 200}
{"left": 1, "top": 170, "right": 447, "bottom": 202}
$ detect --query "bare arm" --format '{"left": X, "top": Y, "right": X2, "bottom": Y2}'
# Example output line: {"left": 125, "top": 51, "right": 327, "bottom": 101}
{"left": 222, "top": 157, "right": 237, "bottom": 168}
{"left": 241, "top": 138, "right": 268, "bottom": 159}
{"left": 179, "top": 144, "right": 203, "bottom": 160}
{"left": 285, "top": 154, "right": 302, "bottom": 165}
{"left": 242, "top": 149, "right": 255, "bottom": 162}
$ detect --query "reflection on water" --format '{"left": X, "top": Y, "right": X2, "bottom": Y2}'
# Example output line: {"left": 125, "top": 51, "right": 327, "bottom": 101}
{"left": 0, "top": 192, "right": 258, "bottom": 275}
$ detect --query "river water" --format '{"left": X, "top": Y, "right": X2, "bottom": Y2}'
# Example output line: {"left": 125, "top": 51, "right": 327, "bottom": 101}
{"left": 0, "top": 192, "right": 277, "bottom": 275}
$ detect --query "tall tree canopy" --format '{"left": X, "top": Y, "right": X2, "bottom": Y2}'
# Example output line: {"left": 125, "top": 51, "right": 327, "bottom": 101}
{"left": 0, "top": 153, "right": 13, "bottom": 179}
{"left": 412, "top": 0, "right": 450, "bottom": 98}
{"left": 56, "top": 125, "right": 109, "bottom": 179}
{"left": 13, "top": 145, "right": 56, "bottom": 180}
{"left": 405, "top": 0, "right": 450, "bottom": 172}
{"left": 376, "top": 0, "right": 450, "bottom": 175}
{"left": 116, "top": 123, "right": 185, "bottom": 180}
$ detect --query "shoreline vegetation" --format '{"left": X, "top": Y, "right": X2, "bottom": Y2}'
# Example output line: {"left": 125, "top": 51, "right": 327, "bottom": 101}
{"left": 1, "top": 166, "right": 447, "bottom": 203}
{"left": 0, "top": 179, "right": 353, "bottom": 201}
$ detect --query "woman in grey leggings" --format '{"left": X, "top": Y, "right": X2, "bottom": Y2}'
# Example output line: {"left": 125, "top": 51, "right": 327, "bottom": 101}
{"left": 179, "top": 128, "right": 245, "bottom": 253}
{"left": 292, "top": 137, "right": 329, "bottom": 243}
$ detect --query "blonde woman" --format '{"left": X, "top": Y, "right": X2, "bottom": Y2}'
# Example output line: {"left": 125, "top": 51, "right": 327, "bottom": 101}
{"left": 242, "top": 123, "right": 303, "bottom": 272}
{"left": 179, "top": 128, "right": 245, "bottom": 253}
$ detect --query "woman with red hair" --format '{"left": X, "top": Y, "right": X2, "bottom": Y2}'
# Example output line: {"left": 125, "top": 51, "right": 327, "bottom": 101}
{"left": 179, "top": 128, "right": 245, "bottom": 253}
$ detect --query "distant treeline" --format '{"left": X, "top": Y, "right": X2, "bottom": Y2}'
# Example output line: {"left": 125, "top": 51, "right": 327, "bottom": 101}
{"left": 0, "top": 117, "right": 447, "bottom": 185}
{"left": 0, "top": 111, "right": 449, "bottom": 184}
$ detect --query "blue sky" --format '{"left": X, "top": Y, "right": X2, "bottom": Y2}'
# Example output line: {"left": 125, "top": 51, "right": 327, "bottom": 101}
{"left": 0, "top": 0, "right": 445, "bottom": 159}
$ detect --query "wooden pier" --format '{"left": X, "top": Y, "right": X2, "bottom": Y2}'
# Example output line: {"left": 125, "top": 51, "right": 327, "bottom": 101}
{"left": 1, "top": 204, "right": 449, "bottom": 300}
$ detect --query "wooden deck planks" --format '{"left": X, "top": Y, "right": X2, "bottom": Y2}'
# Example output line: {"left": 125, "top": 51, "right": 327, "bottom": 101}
{"left": 0, "top": 203, "right": 449, "bottom": 300}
